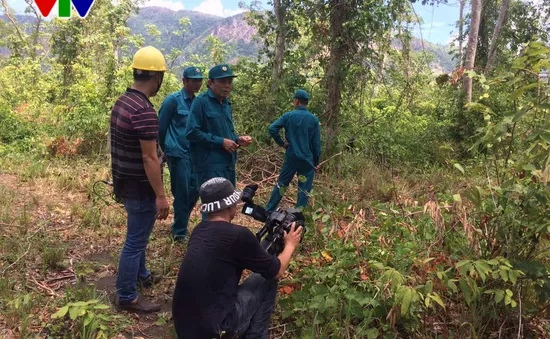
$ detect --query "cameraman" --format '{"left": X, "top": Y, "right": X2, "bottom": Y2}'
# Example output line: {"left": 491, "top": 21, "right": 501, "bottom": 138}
{"left": 172, "top": 178, "right": 303, "bottom": 338}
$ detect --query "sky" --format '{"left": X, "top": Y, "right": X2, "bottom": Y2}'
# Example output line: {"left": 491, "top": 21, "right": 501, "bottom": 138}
{"left": 5, "top": 0, "right": 461, "bottom": 45}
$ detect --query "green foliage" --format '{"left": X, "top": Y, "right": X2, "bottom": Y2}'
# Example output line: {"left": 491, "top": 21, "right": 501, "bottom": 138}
{"left": 1, "top": 0, "right": 550, "bottom": 337}
{"left": 41, "top": 239, "right": 67, "bottom": 270}
{"left": 50, "top": 299, "right": 115, "bottom": 339}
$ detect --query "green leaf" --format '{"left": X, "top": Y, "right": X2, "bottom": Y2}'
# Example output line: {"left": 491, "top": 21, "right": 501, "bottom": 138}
{"left": 298, "top": 175, "right": 307, "bottom": 183}
{"left": 454, "top": 163, "right": 465, "bottom": 175}
{"left": 155, "top": 317, "right": 167, "bottom": 326}
{"left": 425, "top": 280, "right": 433, "bottom": 294}
{"left": 513, "top": 105, "right": 533, "bottom": 122}
{"left": 505, "top": 295, "right": 512, "bottom": 305}
{"left": 52, "top": 306, "right": 69, "bottom": 319}
{"left": 425, "top": 296, "right": 431, "bottom": 308}
{"left": 540, "top": 134, "right": 550, "bottom": 144}
{"left": 400, "top": 288, "right": 413, "bottom": 316}
{"left": 366, "top": 328, "right": 379, "bottom": 339}
{"left": 456, "top": 260, "right": 471, "bottom": 268}
{"left": 83, "top": 312, "right": 94, "bottom": 327}
{"left": 466, "top": 187, "right": 483, "bottom": 208}
{"left": 93, "top": 304, "right": 110, "bottom": 310}
{"left": 474, "top": 264, "right": 487, "bottom": 282}
{"left": 459, "top": 280, "right": 472, "bottom": 306}
{"left": 71, "top": 301, "right": 88, "bottom": 307}
{"left": 495, "top": 290, "right": 505, "bottom": 304}
{"left": 447, "top": 280, "right": 458, "bottom": 293}
{"left": 509, "top": 271, "right": 518, "bottom": 285}
{"left": 69, "top": 306, "right": 79, "bottom": 320}
{"left": 429, "top": 293, "right": 446, "bottom": 309}
{"left": 500, "top": 269, "right": 509, "bottom": 282}
{"left": 321, "top": 215, "right": 330, "bottom": 223}
{"left": 97, "top": 314, "right": 111, "bottom": 321}
{"left": 487, "top": 259, "right": 499, "bottom": 266}
{"left": 512, "top": 83, "right": 539, "bottom": 101}
{"left": 522, "top": 163, "right": 537, "bottom": 171}
{"left": 506, "top": 289, "right": 513, "bottom": 297}
{"left": 453, "top": 194, "right": 462, "bottom": 202}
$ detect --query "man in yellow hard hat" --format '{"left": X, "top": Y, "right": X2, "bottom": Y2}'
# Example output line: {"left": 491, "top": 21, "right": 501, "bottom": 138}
{"left": 110, "top": 46, "right": 170, "bottom": 313}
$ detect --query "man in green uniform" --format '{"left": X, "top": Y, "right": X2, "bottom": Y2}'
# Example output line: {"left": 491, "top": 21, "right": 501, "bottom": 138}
{"left": 158, "top": 66, "right": 203, "bottom": 240}
{"left": 266, "top": 89, "right": 321, "bottom": 213}
{"left": 185, "top": 64, "right": 252, "bottom": 216}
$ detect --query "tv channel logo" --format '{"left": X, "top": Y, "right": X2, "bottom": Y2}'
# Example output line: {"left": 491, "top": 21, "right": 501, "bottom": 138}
{"left": 34, "top": 0, "right": 96, "bottom": 18}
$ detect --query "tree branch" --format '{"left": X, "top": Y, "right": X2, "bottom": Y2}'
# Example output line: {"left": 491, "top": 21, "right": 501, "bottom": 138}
{"left": 1, "top": 0, "right": 27, "bottom": 49}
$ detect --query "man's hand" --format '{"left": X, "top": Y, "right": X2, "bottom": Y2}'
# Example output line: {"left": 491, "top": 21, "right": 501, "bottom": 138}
{"left": 315, "top": 165, "right": 320, "bottom": 172}
{"left": 156, "top": 196, "right": 170, "bottom": 220}
{"left": 283, "top": 142, "right": 289, "bottom": 150}
{"left": 237, "top": 136, "right": 253, "bottom": 147}
{"left": 283, "top": 222, "right": 303, "bottom": 249}
{"left": 222, "top": 138, "right": 239, "bottom": 152}
{"left": 276, "top": 222, "right": 304, "bottom": 279}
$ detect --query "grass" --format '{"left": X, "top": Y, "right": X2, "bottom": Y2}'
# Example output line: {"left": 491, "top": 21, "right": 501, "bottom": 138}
{"left": 0, "top": 155, "right": 167, "bottom": 338}
{"left": 1, "top": 149, "right": 530, "bottom": 338}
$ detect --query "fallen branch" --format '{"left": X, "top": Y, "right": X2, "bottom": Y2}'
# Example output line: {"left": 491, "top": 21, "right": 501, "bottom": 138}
{"left": 318, "top": 151, "right": 343, "bottom": 168}
{"left": 31, "top": 276, "right": 59, "bottom": 296}
{"left": 1, "top": 224, "right": 46, "bottom": 275}
{"left": 1, "top": 242, "right": 31, "bottom": 275}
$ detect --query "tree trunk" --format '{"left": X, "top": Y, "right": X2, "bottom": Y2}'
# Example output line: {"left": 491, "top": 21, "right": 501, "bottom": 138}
{"left": 463, "top": 0, "right": 482, "bottom": 103}
{"left": 485, "top": 0, "right": 511, "bottom": 74}
{"left": 269, "top": 0, "right": 286, "bottom": 120}
{"left": 325, "top": 0, "right": 347, "bottom": 152}
{"left": 271, "top": 0, "right": 285, "bottom": 92}
{"left": 401, "top": 29, "right": 411, "bottom": 79}
{"left": 458, "top": 0, "right": 465, "bottom": 68}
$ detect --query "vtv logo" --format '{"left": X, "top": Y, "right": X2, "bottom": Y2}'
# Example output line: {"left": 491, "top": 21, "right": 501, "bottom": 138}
{"left": 34, "top": 0, "right": 96, "bottom": 18}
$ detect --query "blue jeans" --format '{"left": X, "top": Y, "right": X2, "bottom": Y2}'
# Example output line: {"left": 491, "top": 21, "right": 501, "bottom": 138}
{"left": 116, "top": 198, "right": 156, "bottom": 303}
{"left": 266, "top": 158, "right": 315, "bottom": 213}
{"left": 167, "top": 156, "right": 198, "bottom": 238}
{"left": 223, "top": 273, "right": 278, "bottom": 338}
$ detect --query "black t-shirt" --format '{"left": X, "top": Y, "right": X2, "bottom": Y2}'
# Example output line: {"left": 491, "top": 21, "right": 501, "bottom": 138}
{"left": 172, "top": 221, "right": 281, "bottom": 339}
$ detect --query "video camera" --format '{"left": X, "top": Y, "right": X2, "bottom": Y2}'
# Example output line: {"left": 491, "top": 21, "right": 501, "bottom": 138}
{"left": 241, "top": 184, "right": 306, "bottom": 255}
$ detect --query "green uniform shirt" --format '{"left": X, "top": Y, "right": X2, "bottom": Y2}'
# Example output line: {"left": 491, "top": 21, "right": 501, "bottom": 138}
{"left": 185, "top": 89, "right": 239, "bottom": 172}
{"left": 269, "top": 106, "right": 321, "bottom": 167}
{"left": 158, "top": 89, "right": 194, "bottom": 158}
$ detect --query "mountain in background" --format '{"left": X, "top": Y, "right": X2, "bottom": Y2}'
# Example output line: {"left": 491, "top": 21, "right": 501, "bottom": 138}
{"left": 1, "top": 7, "right": 454, "bottom": 72}
{"left": 127, "top": 7, "right": 259, "bottom": 63}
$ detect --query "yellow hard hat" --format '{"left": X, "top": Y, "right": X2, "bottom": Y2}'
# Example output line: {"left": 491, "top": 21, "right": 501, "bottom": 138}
{"left": 131, "top": 46, "right": 167, "bottom": 72}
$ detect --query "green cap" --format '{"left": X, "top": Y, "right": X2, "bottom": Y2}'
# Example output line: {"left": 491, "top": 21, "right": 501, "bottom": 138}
{"left": 183, "top": 66, "right": 204, "bottom": 79}
{"left": 209, "top": 64, "right": 237, "bottom": 79}
{"left": 294, "top": 89, "right": 311, "bottom": 101}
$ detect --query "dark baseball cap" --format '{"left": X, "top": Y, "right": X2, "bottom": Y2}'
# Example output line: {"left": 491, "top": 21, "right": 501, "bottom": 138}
{"left": 199, "top": 177, "right": 242, "bottom": 214}
{"left": 209, "top": 64, "right": 237, "bottom": 80}
{"left": 294, "top": 89, "right": 311, "bottom": 101}
{"left": 183, "top": 66, "right": 203, "bottom": 79}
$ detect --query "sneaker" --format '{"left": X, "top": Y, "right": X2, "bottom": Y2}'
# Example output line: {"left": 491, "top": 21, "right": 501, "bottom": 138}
{"left": 138, "top": 273, "right": 162, "bottom": 288}
{"left": 117, "top": 296, "right": 160, "bottom": 313}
